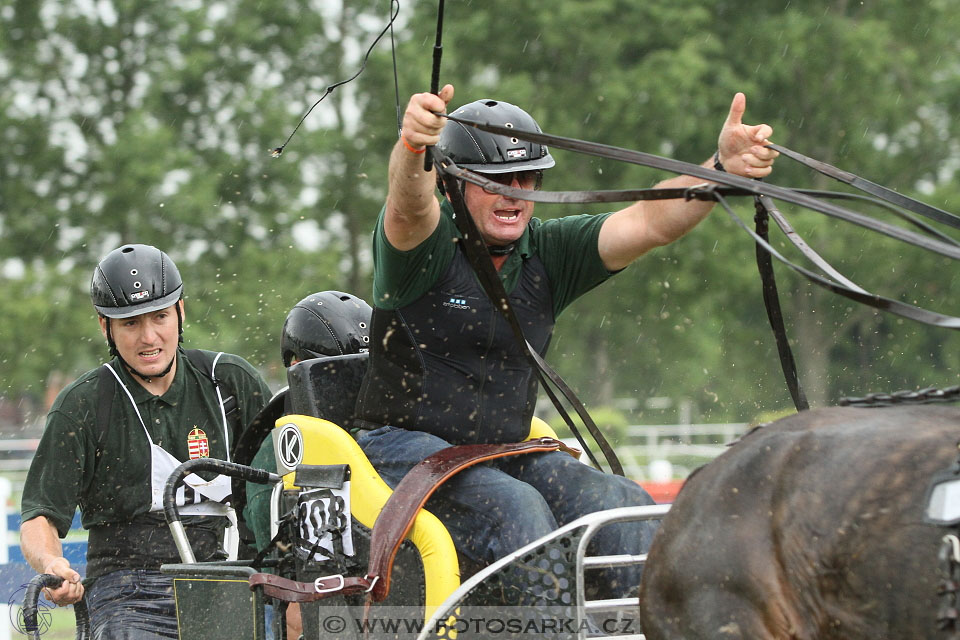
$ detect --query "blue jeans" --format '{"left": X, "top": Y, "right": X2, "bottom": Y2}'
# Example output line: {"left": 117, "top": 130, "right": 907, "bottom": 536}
{"left": 86, "top": 570, "right": 178, "bottom": 640}
{"left": 357, "top": 426, "right": 659, "bottom": 598}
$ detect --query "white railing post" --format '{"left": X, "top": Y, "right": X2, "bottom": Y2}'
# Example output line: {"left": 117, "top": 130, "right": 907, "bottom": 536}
{"left": 0, "top": 475, "right": 13, "bottom": 640}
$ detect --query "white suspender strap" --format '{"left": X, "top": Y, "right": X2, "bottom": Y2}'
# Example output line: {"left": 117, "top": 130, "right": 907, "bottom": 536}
{"left": 210, "top": 351, "right": 231, "bottom": 462}
{"left": 102, "top": 363, "right": 153, "bottom": 444}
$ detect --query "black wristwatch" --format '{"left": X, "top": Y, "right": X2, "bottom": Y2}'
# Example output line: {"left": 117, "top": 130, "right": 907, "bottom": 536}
{"left": 713, "top": 150, "right": 726, "bottom": 172}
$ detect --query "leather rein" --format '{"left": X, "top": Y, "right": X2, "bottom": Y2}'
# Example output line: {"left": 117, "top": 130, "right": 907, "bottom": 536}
{"left": 434, "top": 113, "right": 960, "bottom": 413}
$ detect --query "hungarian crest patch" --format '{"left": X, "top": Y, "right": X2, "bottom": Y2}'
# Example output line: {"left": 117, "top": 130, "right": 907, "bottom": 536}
{"left": 187, "top": 427, "right": 210, "bottom": 459}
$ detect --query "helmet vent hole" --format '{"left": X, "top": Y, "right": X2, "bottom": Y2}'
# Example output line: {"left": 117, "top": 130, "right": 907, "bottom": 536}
{"left": 133, "top": 281, "right": 142, "bottom": 288}
{"left": 504, "top": 122, "right": 514, "bottom": 128}
{"left": 359, "top": 322, "right": 367, "bottom": 329}
{"left": 362, "top": 336, "right": 370, "bottom": 343}
{"left": 121, "top": 247, "right": 134, "bottom": 253}
{"left": 511, "top": 138, "right": 519, "bottom": 144}
{"left": 130, "top": 269, "right": 138, "bottom": 276}
{"left": 483, "top": 100, "right": 498, "bottom": 107}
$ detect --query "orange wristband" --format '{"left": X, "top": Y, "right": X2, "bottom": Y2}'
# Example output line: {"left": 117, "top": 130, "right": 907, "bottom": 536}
{"left": 401, "top": 135, "right": 426, "bottom": 154}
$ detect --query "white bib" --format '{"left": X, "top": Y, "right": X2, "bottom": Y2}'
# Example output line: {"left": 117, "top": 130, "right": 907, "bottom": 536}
{"left": 148, "top": 442, "right": 232, "bottom": 515}
{"left": 104, "top": 363, "right": 233, "bottom": 517}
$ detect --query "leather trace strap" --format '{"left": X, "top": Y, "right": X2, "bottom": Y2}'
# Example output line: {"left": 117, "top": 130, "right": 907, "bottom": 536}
{"left": 248, "top": 438, "right": 571, "bottom": 603}
{"left": 439, "top": 164, "right": 625, "bottom": 476}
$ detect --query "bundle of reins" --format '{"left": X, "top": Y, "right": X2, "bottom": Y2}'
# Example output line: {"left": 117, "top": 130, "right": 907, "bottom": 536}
{"left": 432, "top": 112, "right": 960, "bottom": 450}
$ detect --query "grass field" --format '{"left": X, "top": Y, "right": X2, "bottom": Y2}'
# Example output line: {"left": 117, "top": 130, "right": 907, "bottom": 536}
{"left": 5, "top": 604, "right": 78, "bottom": 639}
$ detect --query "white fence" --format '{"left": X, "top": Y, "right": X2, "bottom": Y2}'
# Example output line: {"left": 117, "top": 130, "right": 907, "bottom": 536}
{"left": 614, "top": 422, "right": 749, "bottom": 481}
{"left": 0, "top": 425, "right": 750, "bottom": 480}
{"left": 0, "top": 440, "right": 39, "bottom": 472}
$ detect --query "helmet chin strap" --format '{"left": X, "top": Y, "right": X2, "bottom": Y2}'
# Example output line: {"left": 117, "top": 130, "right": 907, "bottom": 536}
{"left": 103, "top": 303, "right": 184, "bottom": 382}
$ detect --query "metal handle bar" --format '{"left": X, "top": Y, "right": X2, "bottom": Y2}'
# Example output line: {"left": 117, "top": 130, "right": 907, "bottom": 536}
{"left": 163, "top": 458, "right": 280, "bottom": 563}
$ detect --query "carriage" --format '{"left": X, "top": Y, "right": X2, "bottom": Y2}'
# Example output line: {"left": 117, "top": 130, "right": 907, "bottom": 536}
{"left": 158, "top": 351, "right": 669, "bottom": 640}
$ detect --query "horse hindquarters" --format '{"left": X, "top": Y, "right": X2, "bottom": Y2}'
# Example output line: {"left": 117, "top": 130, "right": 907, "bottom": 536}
{"left": 640, "top": 509, "right": 813, "bottom": 640}
{"left": 640, "top": 405, "right": 960, "bottom": 640}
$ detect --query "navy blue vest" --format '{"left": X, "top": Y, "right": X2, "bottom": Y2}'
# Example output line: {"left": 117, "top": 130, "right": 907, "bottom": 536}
{"left": 355, "top": 247, "right": 554, "bottom": 444}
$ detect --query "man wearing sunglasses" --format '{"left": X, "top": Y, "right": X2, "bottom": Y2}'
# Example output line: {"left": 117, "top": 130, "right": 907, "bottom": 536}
{"left": 353, "top": 85, "right": 778, "bottom": 598}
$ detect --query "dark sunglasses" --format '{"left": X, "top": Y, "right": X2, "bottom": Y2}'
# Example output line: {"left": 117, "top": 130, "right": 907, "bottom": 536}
{"left": 479, "top": 170, "right": 543, "bottom": 193}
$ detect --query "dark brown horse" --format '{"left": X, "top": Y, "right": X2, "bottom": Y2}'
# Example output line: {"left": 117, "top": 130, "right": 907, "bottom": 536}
{"left": 639, "top": 404, "right": 960, "bottom": 640}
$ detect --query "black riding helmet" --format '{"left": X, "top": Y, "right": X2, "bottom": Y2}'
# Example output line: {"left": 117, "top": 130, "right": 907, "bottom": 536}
{"left": 437, "top": 99, "right": 556, "bottom": 174}
{"left": 90, "top": 243, "right": 184, "bottom": 369}
{"left": 91, "top": 244, "right": 183, "bottom": 318}
{"left": 281, "top": 291, "right": 372, "bottom": 366}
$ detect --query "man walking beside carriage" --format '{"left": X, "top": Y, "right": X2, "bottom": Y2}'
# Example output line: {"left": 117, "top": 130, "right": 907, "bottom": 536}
{"left": 351, "top": 84, "right": 778, "bottom": 598}
{"left": 19, "top": 244, "right": 272, "bottom": 639}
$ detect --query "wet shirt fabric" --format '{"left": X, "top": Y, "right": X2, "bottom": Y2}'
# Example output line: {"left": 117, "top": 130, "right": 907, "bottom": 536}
{"left": 355, "top": 200, "right": 615, "bottom": 443}
{"left": 21, "top": 348, "right": 271, "bottom": 578}
{"left": 244, "top": 435, "right": 278, "bottom": 552}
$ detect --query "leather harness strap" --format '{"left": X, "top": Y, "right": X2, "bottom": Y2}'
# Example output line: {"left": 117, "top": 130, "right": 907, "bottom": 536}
{"left": 440, "top": 113, "right": 960, "bottom": 261}
{"left": 443, "top": 163, "right": 756, "bottom": 204}
{"left": 365, "top": 437, "right": 573, "bottom": 601}
{"left": 248, "top": 437, "right": 572, "bottom": 603}
{"left": 758, "top": 195, "right": 868, "bottom": 292}
{"left": 753, "top": 196, "right": 810, "bottom": 412}
{"left": 710, "top": 188, "right": 960, "bottom": 329}
{"left": 249, "top": 573, "right": 371, "bottom": 603}
{"left": 766, "top": 142, "right": 960, "bottom": 230}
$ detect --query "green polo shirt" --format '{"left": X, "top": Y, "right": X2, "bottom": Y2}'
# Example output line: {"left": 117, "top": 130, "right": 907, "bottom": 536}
{"left": 372, "top": 199, "right": 616, "bottom": 315}
{"left": 21, "top": 348, "right": 272, "bottom": 538}
{"left": 244, "top": 436, "right": 277, "bottom": 552}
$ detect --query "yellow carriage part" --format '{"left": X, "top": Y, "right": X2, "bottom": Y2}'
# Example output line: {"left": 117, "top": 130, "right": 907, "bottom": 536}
{"left": 276, "top": 414, "right": 460, "bottom": 620}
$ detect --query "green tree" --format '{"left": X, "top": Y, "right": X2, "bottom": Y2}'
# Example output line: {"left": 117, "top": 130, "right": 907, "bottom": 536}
{"left": 0, "top": 0, "right": 395, "bottom": 404}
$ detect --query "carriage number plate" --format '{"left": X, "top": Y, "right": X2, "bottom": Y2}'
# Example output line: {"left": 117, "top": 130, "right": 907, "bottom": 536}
{"left": 296, "top": 484, "right": 354, "bottom": 561}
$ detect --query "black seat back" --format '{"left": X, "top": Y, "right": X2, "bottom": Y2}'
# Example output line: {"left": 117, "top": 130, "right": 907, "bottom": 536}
{"left": 286, "top": 353, "right": 369, "bottom": 429}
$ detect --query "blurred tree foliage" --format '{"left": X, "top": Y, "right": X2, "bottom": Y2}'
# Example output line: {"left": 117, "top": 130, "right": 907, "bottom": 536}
{"left": 0, "top": 0, "right": 391, "bottom": 404}
{"left": 2, "top": 0, "right": 959, "bottom": 426}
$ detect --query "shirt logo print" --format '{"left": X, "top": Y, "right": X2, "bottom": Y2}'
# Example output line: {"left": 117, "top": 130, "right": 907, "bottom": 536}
{"left": 442, "top": 296, "right": 470, "bottom": 310}
{"left": 187, "top": 427, "right": 210, "bottom": 459}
